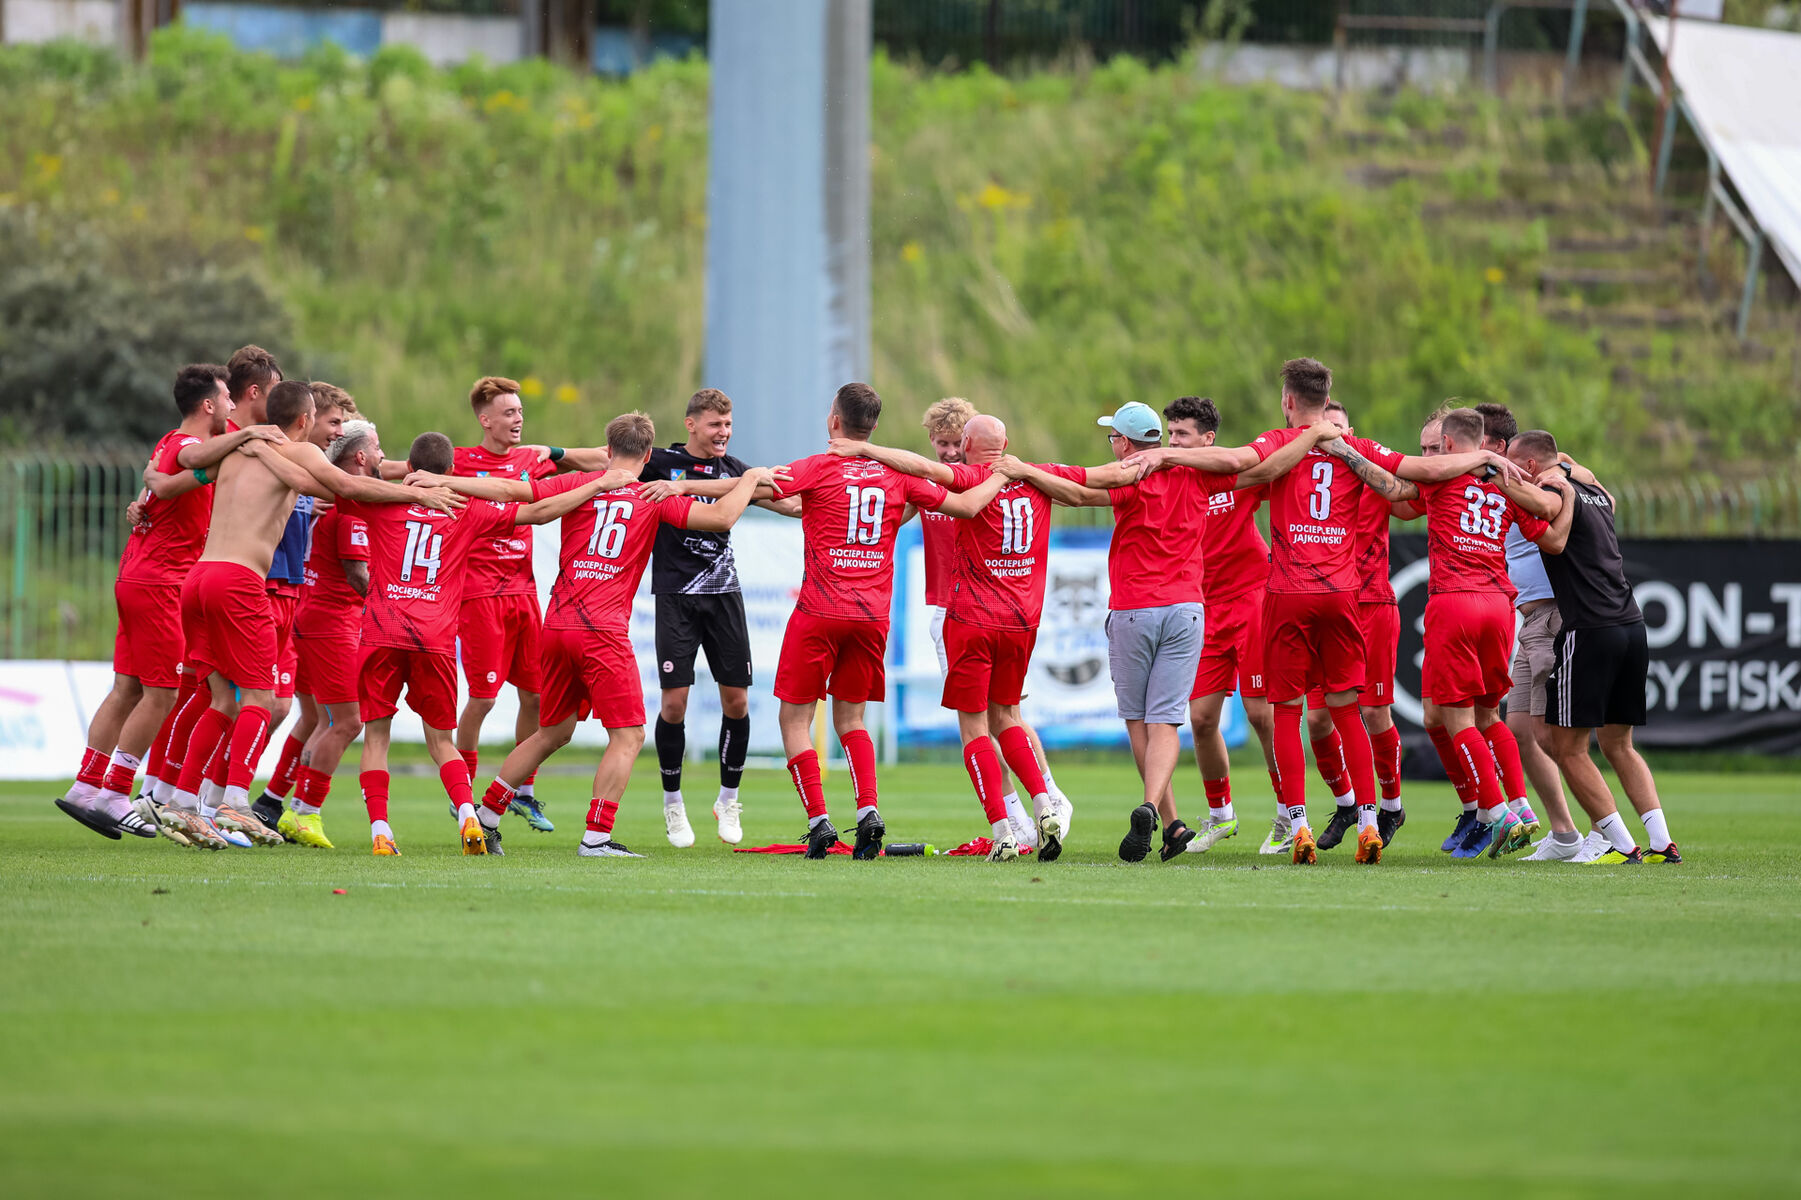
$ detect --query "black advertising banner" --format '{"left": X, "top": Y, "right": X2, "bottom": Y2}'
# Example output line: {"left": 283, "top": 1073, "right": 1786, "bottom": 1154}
{"left": 1388, "top": 536, "right": 1801, "bottom": 756}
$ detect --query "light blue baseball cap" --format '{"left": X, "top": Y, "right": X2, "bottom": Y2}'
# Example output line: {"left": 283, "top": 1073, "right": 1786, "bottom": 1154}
{"left": 1097, "top": 401, "right": 1162, "bottom": 443}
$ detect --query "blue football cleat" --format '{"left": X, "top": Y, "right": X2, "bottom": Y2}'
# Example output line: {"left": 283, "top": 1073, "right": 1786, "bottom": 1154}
{"left": 509, "top": 793, "right": 555, "bottom": 833}
{"left": 1452, "top": 818, "right": 1497, "bottom": 859}
{"left": 1441, "top": 810, "right": 1478, "bottom": 853}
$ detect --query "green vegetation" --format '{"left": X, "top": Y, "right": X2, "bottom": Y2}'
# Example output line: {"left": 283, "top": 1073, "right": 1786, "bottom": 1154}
{"left": 1, "top": 28, "right": 1794, "bottom": 475}
{"left": 2, "top": 763, "right": 1797, "bottom": 1196}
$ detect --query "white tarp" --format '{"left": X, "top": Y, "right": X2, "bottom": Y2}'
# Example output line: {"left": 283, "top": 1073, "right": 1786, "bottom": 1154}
{"left": 1646, "top": 16, "right": 1801, "bottom": 289}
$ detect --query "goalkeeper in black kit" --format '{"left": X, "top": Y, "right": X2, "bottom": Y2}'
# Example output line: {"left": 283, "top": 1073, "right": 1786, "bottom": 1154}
{"left": 637, "top": 388, "right": 799, "bottom": 847}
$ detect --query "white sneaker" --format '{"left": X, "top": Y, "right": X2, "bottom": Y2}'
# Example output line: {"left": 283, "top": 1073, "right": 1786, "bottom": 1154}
{"left": 664, "top": 802, "right": 696, "bottom": 849}
{"left": 713, "top": 795, "right": 744, "bottom": 845}
{"left": 1522, "top": 833, "right": 1585, "bottom": 862}
{"left": 1056, "top": 796, "right": 1074, "bottom": 840}
{"left": 1257, "top": 817, "right": 1294, "bottom": 855}
{"left": 1569, "top": 831, "right": 1609, "bottom": 864}
{"left": 1187, "top": 814, "right": 1239, "bottom": 854}
{"left": 986, "top": 832, "right": 1020, "bottom": 862}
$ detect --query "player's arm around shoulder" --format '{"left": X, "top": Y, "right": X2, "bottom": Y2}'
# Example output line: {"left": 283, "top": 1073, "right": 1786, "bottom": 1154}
{"left": 932, "top": 467, "right": 1004, "bottom": 518}
{"left": 1232, "top": 419, "right": 1338, "bottom": 485}
{"left": 1496, "top": 468, "right": 1561, "bottom": 523}
{"left": 685, "top": 467, "right": 769, "bottom": 532}
{"left": 404, "top": 471, "right": 533, "bottom": 503}
{"left": 827, "top": 438, "right": 955, "bottom": 485}
{"left": 290, "top": 441, "right": 465, "bottom": 513}
{"left": 1323, "top": 436, "right": 1420, "bottom": 502}
{"left": 246, "top": 439, "right": 335, "bottom": 499}
{"left": 993, "top": 456, "right": 1111, "bottom": 506}
{"left": 1530, "top": 471, "right": 1576, "bottom": 554}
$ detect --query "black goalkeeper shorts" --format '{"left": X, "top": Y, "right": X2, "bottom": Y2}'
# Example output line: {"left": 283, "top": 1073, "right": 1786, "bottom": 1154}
{"left": 654, "top": 592, "right": 753, "bottom": 690}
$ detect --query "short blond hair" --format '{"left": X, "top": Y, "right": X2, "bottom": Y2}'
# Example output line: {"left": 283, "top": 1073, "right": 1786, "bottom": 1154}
{"left": 469, "top": 376, "right": 520, "bottom": 413}
{"left": 310, "top": 381, "right": 356, "bottom": 417}
{"left": 606, "top": 411, "right": 656, "bottom": 459}
{"left": 922, "top": 397, "right": 976, "bottom": 441}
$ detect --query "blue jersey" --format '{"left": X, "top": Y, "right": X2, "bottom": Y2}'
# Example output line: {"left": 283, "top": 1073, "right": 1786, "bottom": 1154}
{"left": 268, "top": 495, "right": 314, "bottom": 586}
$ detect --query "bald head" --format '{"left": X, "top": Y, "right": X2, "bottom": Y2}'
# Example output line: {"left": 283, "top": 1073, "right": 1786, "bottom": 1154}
{"left": 961, "top": 414, "right": 1009, "bottom": 463}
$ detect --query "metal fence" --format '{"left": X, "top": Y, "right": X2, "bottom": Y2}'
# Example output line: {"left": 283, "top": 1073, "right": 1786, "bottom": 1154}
{"left": 1, "top": 451, "right": 1795, "bottom": 660}
{"left": 1, "top": 452, "right": 145, "bottom": 662}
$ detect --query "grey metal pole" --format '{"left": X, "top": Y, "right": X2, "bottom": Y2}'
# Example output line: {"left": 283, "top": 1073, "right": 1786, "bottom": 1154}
{"left": 1563, "top": 0, "right": 1588, "bottom": 102}
{"left": 705, "top": 0, "right": 872, "bottom": 470}
{"left": 1483, "top": 3, "right": 1502, "bottom": 95}
{"left": 1697, "top": 154, "right": 1718, "bottom": 291}
{"left": 1654, "top": 99, "right": 1679, "bottom": 196}
{"left": 1737, "top": 231, "right": 1763, "bottom": 340}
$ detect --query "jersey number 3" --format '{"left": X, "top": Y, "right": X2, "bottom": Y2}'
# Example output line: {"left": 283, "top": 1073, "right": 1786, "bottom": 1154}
{"left": 400, "top": 520, "right": 443, "bottom": 585}
{"left": 1308, "top": 460, "right": 1334, "bottom": 520}
{"left": 844, "top": 485, "right": 885, "bottom": 546}
{"left": 587, "top": 499, "right": 634, "bottom": 559}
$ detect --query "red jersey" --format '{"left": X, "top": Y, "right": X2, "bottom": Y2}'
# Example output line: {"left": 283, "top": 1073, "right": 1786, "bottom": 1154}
{"left": 295, "top": 506, "right": 369, "bottom": 639}
{"left": 534, "top": 473, "right": 695, "bottom": 633}
{"left": 771, "top": 454, "right": 949, "bottom": 623}
{"left": 1107, "top": 467, "right": 1236, "bottom": 610}
{"left": 452, "top": 444, "right": 557, "bottom": 597}
{"left": 1352, "top": 485, "right": 1397, "bottom": 604}
{"left": 1200, "top": 482, "right": 1268, "bottom": 604}
{"left": 920, "top": 509, "right": 957, "bottom": 607}
{"left": 1252, "top": 429, "right": 1404, "bottom": 594}
{"left": 942, "top": 462, "right": 1087, "bottom": 630}
{"left": 341, "top": 497, "right": 518, "bottom": 655}
{"left": 1420, "top": 476, "right": 1548, "bottom": 597}
{"left": 117, "top": 430, "right": 213, "bottom": 588}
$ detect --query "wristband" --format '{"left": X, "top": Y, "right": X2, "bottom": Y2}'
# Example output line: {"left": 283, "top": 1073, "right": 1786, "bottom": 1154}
{"left": 548, "top": 446, "right": 566, "bottom": 463}
{"left": 193, "top": 468, "right": 209, "bottom": 484}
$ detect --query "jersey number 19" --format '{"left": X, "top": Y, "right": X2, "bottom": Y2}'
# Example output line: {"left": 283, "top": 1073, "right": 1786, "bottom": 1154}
{"left": 844, "top": 486, "right": 885, "bottom": 546}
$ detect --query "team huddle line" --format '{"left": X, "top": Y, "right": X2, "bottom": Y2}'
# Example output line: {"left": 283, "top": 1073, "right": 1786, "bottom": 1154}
{"left": 55, "top": 350, "right": 1678, "bottom": 867}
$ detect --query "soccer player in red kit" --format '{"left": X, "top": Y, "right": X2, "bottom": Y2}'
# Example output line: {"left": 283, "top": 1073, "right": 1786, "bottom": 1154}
{"left": 56, "top": 364, "right": 277, "bottom": 839}
{"left": 826, "top": 415, "right": 1084, "bottom": 862}
{"left": 769, "top": 383, "right": 1004, "bottom": 860}
{"left": 1155, "top": 359, "right": 1516, "bottom": 864}
{"left": 1329, "top": 407, "right": 1558, "bottom": 859}
{"left": 338, "top": 432, "right": 623, "bottom": 857}
{"left": 276, "top": 417, "right": 380, "bottom": 849}
{"left": 428, "top": 412, "right": 762, "bottom": 857}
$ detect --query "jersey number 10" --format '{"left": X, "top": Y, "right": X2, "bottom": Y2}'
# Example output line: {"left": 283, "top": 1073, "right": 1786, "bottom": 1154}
{"left": 844, "top": 485, "right": 885, "bottom": 546}
{"left": 400, "top": 519, "right": 443, "bottom": 585}
{"left": 999, "top": 496, "right": 1034, "bottom": 554}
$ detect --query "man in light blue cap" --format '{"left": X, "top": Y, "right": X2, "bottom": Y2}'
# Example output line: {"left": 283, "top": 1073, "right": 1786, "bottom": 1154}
{"left": 994, "top": 400, "right": 1336, "bottom": 863}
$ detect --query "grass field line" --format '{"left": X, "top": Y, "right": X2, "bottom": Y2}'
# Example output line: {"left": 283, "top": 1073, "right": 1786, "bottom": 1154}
{"left": 26, "top": 869, "right": 1791, "bottom": 919}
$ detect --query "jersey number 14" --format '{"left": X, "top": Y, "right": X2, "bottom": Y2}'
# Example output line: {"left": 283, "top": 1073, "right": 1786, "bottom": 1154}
{"left": 400, "top": 519, "right": 443, "bottom": 585}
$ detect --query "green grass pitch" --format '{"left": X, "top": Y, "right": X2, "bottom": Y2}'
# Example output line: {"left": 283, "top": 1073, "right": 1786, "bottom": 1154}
{"left": 2, "top": 760, "right": 1795, "bottom": 1198}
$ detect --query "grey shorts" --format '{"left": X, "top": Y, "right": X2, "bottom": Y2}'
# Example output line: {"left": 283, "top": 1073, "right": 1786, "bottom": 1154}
{"left": 1506, "top": 602, "right": 1562, "bottom": 717}
{"left": 1106, "top": 602, "right": 1205, "bottom": 724}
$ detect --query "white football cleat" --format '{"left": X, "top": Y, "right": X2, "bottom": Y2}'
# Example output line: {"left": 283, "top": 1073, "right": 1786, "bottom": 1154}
{"left": 1569, "top": 831, "right": 1610, "bottom": 863}
{"left": 713, "top": 795, "right": 744, "bottom": 845}
{"left": 1257, "top": 817, "right": 1294, "bottom": 856}
{"left": 1187, "top": 814, "right": 1239, "bottom": 854}
{"left": 1522, "top": 833, "right": 1585, "bottom": 862}
{"left": 986, "top": 832, "right": 1020, "bottom": 862}
{"left": 663, "top": 803, "right": 696, "bottom": 849}
{"left": 578, "top": 836, "right": 645, "bottom": 858}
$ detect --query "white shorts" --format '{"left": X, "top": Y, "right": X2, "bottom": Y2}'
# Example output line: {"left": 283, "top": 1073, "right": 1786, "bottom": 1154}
{"left": 930, "top": 605, "right": 948, "bottom": 677}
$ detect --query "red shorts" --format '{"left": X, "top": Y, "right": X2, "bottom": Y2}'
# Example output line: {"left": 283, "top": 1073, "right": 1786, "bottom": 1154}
{"left": 538, "top": 625, "right": 643, "bottom": 729}
{"left": 181, "top": 561, "right": 277, "bottom": 692}
{"left": 359, "top": 645, "right": 459, "bottom": 730}
{"left": 1191, "top": 588, "right": 1265, "bottom": 700}
{"left": 1263, "top": 590, "right": 1364, "bottom": 704}
{"left": 1421, "top": 591, "right": 1515, "bottom": 708}
{"left": 940, "top": 617, "right": 1037, "bottom": 713}
{"left": 113, "top": 582, "right": 184, "bottom": 689}
{"left": 460, "top": 593, "right": 544, "bottom": 699}
{"left": 268, "top": 589, "right": 299, "bottom": 699}
{"left": 773, "top": 611, "right": 888, "bottom": 705}
{"left": 296, "top": 634, "right": 361, "bottom": 706}
{"left": 1310, "top": 601, "right": 1401, "bottom": 708}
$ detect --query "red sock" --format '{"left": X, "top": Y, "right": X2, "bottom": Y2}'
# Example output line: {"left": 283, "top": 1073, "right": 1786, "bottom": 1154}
{"left": 1482, "top": 723, "right": 1528, "bottom": 805}
{"left": 1272, "top": 703, "right": 1308, "bottom": 821}
{"left": 224, "top": 706, "right": 271, "bottom": 793}
{"left": 360, "top": 769, "right": 390, "bottom": 823}
{"left": 266, "top": 735, "right": 304, "bottom": 797}
{"left": 786, "top": 750, "right": 827, "bottom": 820}
{"left": 1371, "top": 724, "right": 1403, "bottom": 801}
{"left": 292, "top": 767, "right": 314, "bottom": 805}
{"left": 586, "top": 796, "right": 619, "bottom": 834}
{"left": 144, "top": 677, "right": 191, "bottom": 781}
{"left": 522, "top": 770, "right": 537, "bottom": 787}
{"left": 76, "top": 746, "right": 107, "bottom": 789}
{"left": 101, "top": 755, "right": 137, "bottom": 796}
{"left": 995, "top": 726, "right": 1048, "bottom": 798}
{"left": 481, "top": 778, "right": 517, "bottom": 817}
{"left": 1267, "top": 768, "right": 1282, "bottom": 806}
{"left": 1427, "top": 724, "right": 1477, "bottom": 810}
{"left": 438, "top": 759, "right": 474, "bottom": 811}
{"left": 962, "top": 738, "right": 1008, "bottom": 825}
{"left": 312, "top": 772, "right": 333, "bottom": 809}
{"left": 840, "top": 728, "right": 878, "bottom": 811}
{"left": 1204, "top": 776, "right": 1231, "bottom": 809}
{"left": 1310, "top": 729, "right": 1351, "bottom": 798}
{"left": 204, "top": 724, "right": 231, "bottom": 788}
{"left": 176, "top": 708, "right": 231, "bottom": 796}
{"left": 460, "top": 748, "right": 479, "bottom": 779}
{"left": 1452, "top": 727, "right": 1507, "bottom": 814}
{"left": 158, "top": 685, "right": 207, "bottom": 788}
{"left": 1327, "top": 704, "right": 1377, "bottom": 809}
